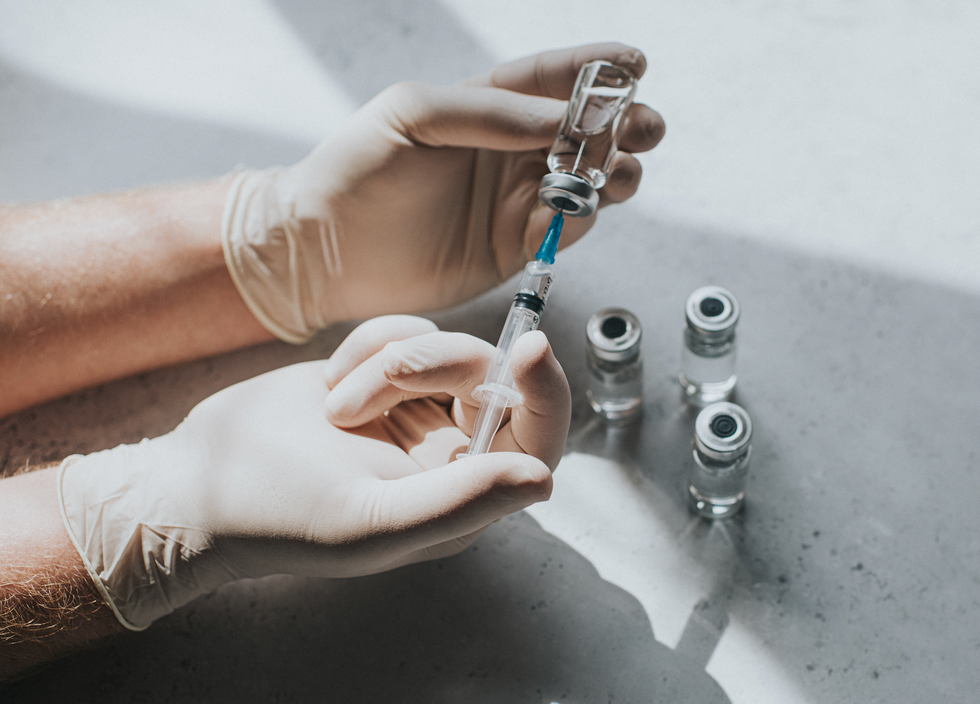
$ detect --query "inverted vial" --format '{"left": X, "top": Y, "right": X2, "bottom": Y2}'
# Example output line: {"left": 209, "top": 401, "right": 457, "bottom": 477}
{"left": 538, "top": 61, "right": 638, "bottom": 218}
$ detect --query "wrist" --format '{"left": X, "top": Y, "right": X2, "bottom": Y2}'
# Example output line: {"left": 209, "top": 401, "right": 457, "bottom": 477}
{"left": 222, "top": 167, "right": 342, "bottom": 344}
{"left": 0, "top": 467, "right": 122, "bottom": 680}
{"left": 58, "top": 437, "right": 240, "bottom": 630}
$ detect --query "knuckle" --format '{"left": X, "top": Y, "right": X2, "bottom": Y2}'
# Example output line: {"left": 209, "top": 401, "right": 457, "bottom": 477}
{"left": 611, "top": 158, "right": 642, "bottom": 188}
{"left": 627, "top": 105, "right": 666, "bottom": 147}
{"left": 376, "top": 80, "right": 426, "bottom": 107}
{"left": 374, "top": 81, "right": 446, "bottom": 146}
{"left": 373, "top": 82, "right": 424, "bottom": 140}
{"left": 380, "top": 340, "right": 424, "bottom": 381}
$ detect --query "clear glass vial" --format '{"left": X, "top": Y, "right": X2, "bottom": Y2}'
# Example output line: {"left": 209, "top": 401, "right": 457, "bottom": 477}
{"left": 679, "top": 285, "right": 740, "bottom": 405}
{"left": 538, "top": 60, "right": 638, "bottom": 219}
{"left": 688, "top": 402, "right": 753, "bottom": 519}
{"left": 586, "top": 308, "right": 643, "bottom": 423}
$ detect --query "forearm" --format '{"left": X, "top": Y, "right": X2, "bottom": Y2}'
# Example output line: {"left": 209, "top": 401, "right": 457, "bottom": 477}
{"left": 0, "top": 178, "right": 272, "bottom": 417}
{"left": 0, "top": 466, "right": 122, "bottom": 683}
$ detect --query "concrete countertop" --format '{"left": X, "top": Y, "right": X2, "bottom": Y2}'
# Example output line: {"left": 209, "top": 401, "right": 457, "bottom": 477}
{"left": 2, "top": 2, "right": 977, "bottom": 702}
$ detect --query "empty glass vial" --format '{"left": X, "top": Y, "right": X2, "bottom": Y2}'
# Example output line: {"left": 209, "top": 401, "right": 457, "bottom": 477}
{"left": 586, "top": 308, "right": 643, "bottom": 423}
{"left": 538, "top": 60, "right": 638, "bottom": 219}
{"left": 679, "top": 286, "right": 740, "bottom": 405}
{"left": 688, "top": 402, "right": 753, "bottom": 519}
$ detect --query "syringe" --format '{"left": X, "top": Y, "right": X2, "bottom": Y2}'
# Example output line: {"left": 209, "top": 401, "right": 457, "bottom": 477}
{"left": 458, "top": 211, "right": 564, "bottom": 458}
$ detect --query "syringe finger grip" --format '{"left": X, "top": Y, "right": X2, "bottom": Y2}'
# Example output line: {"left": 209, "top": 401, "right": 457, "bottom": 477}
{"left": 473, "top": 382, "right": 523, "bottom": 407}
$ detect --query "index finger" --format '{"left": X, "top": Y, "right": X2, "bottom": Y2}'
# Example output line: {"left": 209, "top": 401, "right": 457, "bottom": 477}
{"left": 325, "top": 332, "right": 493, "bottom": 428}
{"left": 465, "top": 42, "right": 647, "bottom": 97}
{"left": 324, "top": 315, "right": 438, "bottom": 390}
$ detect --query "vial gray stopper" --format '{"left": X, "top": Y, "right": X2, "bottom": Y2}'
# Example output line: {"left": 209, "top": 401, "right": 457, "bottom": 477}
{"left": 685, "top": 286, "right": 740, "bottom": 336}
{"left": 539, "top": 172, "right": 599, "bottom": 218}
{"left": 710, "top": 414, "right": 738, "bottom": 438}
{"left": 586, "top": 308, "right": 642, "bottom": 362}
{"left": 694, "top": 402, "right": 752, "bottom": 461}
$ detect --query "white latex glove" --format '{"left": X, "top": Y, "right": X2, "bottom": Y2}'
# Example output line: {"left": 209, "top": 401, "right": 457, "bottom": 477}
{"left": 57, "top": 316, "right": 570, "bottom": 630}
{"left": 223, "top": 43, "right": 664, "bottom": 342}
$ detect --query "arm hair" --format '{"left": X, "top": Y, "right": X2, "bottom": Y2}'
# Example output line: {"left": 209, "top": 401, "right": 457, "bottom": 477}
{"left": 0, "top": 464, "right": 122, "bottom": 683}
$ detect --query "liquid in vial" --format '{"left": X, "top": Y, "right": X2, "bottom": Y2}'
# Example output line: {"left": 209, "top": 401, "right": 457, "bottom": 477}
{"left": 688, "top": 402, "right": 753, "bottom": 519}
{"left": 547, "top": 61, "right": 637, "bottom": 189}
{"left": 538, "top": 61, "right": 638, "bottom": 218}
{"left": 679, "top": 286, "right": 740, "bottom": 405}
{"left": 586, "top": 308, "right": 643, "bottom": 423}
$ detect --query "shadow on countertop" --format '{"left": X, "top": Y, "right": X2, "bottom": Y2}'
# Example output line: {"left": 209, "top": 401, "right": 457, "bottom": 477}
{"left": 3, "top": 511, "right": 729, "bottom": 704}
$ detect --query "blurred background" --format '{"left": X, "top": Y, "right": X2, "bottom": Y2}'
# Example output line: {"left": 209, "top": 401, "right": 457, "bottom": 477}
{"left": 1, "top": 2, "right": 978, "bottom": 702}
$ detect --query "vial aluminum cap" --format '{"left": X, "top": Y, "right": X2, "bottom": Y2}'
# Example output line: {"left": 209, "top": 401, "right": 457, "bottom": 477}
{"left": 538, "top": 172, "right": 599, "bottom": 218}
{"left": 685, "top": 286, "right": 740, "bottom": 336}
{"left": 586, "top": 308, "right": 642, "bottom": 362}
{"left": 694, "top": 402, "right": 752, "bottom": 461}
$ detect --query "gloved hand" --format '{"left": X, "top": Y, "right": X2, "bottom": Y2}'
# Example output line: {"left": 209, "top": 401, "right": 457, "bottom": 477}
{"left": 223, "top": 43, "right": 664, "bottom": 342}
{"left": 57, "top": 316, "right": 570, "bottom": 630}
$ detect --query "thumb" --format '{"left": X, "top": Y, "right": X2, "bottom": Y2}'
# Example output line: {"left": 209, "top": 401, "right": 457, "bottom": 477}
{"left": 373, "top": 82, "right": 565, "bottom": 151}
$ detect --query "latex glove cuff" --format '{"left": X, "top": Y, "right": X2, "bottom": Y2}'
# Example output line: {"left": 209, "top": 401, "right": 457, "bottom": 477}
{"left": 222, "top": 168, "right": 336, "bottom": 344}
{"left": 57, "top": 442, "right": 241, "bottom": 630}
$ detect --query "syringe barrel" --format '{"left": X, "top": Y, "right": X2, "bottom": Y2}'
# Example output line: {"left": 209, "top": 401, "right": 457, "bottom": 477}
{"left": 478, "top": 306, "right": 541, "bottom": 394}
{"left": 461, "top": 259, "right": 554, "bottom": 458}
{"left": 477, "top": 259, "right": 554, "bottom": 392}
{"left": 463, "top": 390, "right": 510, "bottom": 457}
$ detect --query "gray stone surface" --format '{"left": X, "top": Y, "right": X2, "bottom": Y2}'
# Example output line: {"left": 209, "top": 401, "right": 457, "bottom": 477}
{"left": 2, "top": 1, "right": 978, "bottom": 702}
